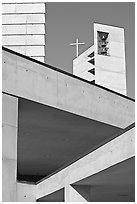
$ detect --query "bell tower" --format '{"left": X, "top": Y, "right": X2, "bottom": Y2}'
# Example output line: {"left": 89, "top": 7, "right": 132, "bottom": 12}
{"left": 94, "top": 23, "right": 127, "bottom": 95}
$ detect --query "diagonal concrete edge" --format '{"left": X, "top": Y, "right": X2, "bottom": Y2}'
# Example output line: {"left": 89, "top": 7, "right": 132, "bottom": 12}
{"left": 2, "top": 47, "right": 134, "bottom": 128}
{"left": 36, "top": 124, "right": 135, "bottom": 199}
{"left": 65, "top": 185, "right": 87, "bottom": 202}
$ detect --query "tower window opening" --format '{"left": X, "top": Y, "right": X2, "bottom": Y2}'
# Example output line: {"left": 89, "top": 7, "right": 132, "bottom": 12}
{"left": 97, "top": 31, "right": 109, "bottom": 56}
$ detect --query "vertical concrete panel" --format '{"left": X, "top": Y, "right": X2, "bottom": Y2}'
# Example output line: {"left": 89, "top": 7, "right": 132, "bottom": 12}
{"left": 17, "top": 182, "right": 36, "bottom": 202}
{"left": 2, "top": 94, "right": 18, "bottom": 202}
{"left": 2, "top": 125, "right": 17, "bottom": 160}
{"left": 2, "top": 93, "right": 18, "bottom": 127}
{"left": 73, "top": 24, "right": 127, "bottom": 95}
{"left": 65, "top": 185, "right": 87, "bottom": 202}
{"left": 94, "top": 23, "right": 127, "bottom": 95}
{"left": 2, "top": 159, "right": 17, "bottom": 202}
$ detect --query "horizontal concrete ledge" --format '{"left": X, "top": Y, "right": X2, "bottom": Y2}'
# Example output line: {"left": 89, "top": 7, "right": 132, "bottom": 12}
{"left": 17, "top": 180, "right": 36, "bottom": 185}
{"left": 2, "top": 2, "right": 46, "bottom": 4}
{"left": 36, "top": 124, "right": 135, "bottom": 199}
{"left": 2, "top": 46, "right": 135, "bottom": 102}
{"left": 2, "top": 48, "right": 135, "bottom": 128}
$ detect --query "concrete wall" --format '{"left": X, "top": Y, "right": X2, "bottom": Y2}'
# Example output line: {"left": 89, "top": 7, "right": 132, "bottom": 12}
{"left": 94, "top": 23, "right": 127, "bottom": 95}
{"left": 17, "top": 182, "right": 36, "bottom": 202}
{"left": 2, "top": 93, "right": 37, "bottom": 202}
{"left": 2, "top": 49, "right": 134, "bottom": 128}
{"left": 2, "top": 93, "right": 18, "bottom": 201}
{"left": 73, "top": 45, "right": 95, "bottom": 82}
{"left": 73, "top": 23, "right": 127, "bottom": 96}
{"left": 2, "top": 48, "right": 135, "bottom": 202}
{"left": 2, "top": 2, "right": 46, "bottom": 63}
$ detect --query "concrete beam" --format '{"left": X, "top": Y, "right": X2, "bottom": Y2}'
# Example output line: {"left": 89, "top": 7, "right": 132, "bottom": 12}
{"left": 2, "top": 93, "right": 18, "bottom": 202}
{"left": 2, "top": 48, "right": 134, "bottom": 128}
{"left": 36, "top": 125, "right": 135, "bottom": 199}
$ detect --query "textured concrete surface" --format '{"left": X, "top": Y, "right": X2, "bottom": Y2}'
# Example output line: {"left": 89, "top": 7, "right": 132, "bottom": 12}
{"left": 72, "top": 157, "right": 135, "bottom": 202}
{"left": 2, "top": 159, "right": 17, "bottom": 202}
{"left": 94, "top": 23, "right": 126, "bottom": 95}
{"left": 17, "top": 98, "right": 121, "bottom": 182}
{"left": 2, "top": 3, "right": 46, "bottom": 63}
{"left": 2, "top": 47, "right": 135, "bottom": 202}
{"left": 73, "top": 23, "right": 127, "bottom": 95}
{"left": 36, "top": 125, "right": 135, "bottom": 199}
{"left": 65, "top": 185, "right": 87, "bottom": 202}
{"left": 73, "top": 45, "right": 95, "bottom": 82}
{"left": 2, "top": 123, "right": 17, "bottom": 160}
{"left": 17, "top": 182, "right": 36, "bottom": 202}
{"left": 2, "top": 94, "right": 18, "bottom": 202}
{"left": 2, "top": 49, "right": 134, "bottom": 128}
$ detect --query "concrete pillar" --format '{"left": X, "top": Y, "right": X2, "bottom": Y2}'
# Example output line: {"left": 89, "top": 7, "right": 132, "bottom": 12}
{"left": 65, "top": 185, "right": 87, "bottom": 202}
{"left": 2, "top": 93, "right": 18, "bottom": 201}
{"left": 17, "top": 182, "right": 37, "bottom": 202}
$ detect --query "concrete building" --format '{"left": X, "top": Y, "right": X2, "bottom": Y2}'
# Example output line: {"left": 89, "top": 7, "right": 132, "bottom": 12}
{"left": 2, "top": 2, "right": 46, "bottom": 62}
{"left": 2, "top": 46, "right": 135, "bottom": 202}
{"left": 73, "top": 23, "right": 127, "bottom": 95}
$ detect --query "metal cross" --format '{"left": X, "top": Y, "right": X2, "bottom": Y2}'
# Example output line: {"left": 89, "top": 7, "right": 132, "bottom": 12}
{"left": 70, "top": 38, "right": 85, "bottom": 58}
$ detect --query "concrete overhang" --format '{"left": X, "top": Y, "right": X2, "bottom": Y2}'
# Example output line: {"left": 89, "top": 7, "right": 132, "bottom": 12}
{"left": 17, "top": 98, "right": 122, "bottom": 182}
{"left": 2, "top": 46, "right": 135, "bottom": 129}
{"left": 36, "top": 124, "right": 135, "bottom": 200}
{"left": 2, "top": 46, "right": 135, "bottom": 191}
{"left": 2, "top": 47, "right": 135, "bottom": 202}
{"left": 71, "top": 157, "right": 135, "bottom": 202}
{"left": 36, "top": 157, "right": 135, "bottom": 202}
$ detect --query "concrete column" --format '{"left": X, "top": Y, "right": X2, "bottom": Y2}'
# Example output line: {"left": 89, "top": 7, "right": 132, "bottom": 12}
{"left": 17, "top": 182, "right": 37, "bottom": 202}
{"left": 65, "top": 185, "right": 87, "bottom": 202}
{"left": 2, "top": 93, "right": 18, "bottom": 201}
